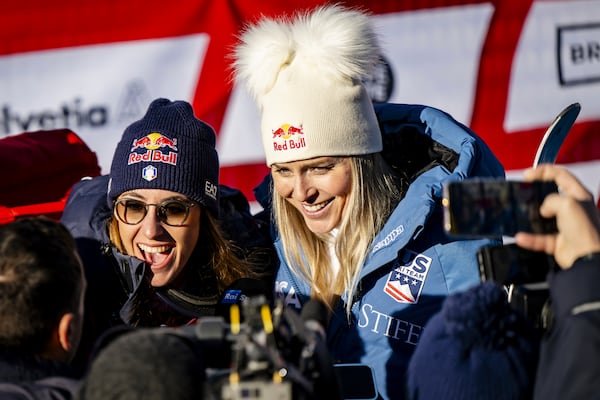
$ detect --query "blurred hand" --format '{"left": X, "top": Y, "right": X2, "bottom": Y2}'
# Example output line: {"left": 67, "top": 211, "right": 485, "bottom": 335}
{"left": 514, "top": 164, "right": 600, "bottom": 269}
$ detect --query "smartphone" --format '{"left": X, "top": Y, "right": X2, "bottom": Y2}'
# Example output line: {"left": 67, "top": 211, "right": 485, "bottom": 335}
{"left": 477, "top": 243, "right": 556, "bottom": 332}
{"left": 477, "top": 243, "right": 556, "bottom": 285}
{"left": 443, "top": 179, "right": 558, "bottom": 238}
{"left": 333, "top": 364, "right": 378, "bottom": 400}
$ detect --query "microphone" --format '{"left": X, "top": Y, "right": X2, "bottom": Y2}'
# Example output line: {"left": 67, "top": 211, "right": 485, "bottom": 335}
{"left": 216, "top": 278, "right": 272, "bottom": 323}
{"left": 300, "top": 298, "right": 329, "bottom": 342}
{"left": 177, "top": 278, "right": 272, "bottom": 369}
{"left": 299, "top": 300, "right": 378, "bottom": 399}
{"left": 299, "top": 299, "right": 342, "bottom": 400}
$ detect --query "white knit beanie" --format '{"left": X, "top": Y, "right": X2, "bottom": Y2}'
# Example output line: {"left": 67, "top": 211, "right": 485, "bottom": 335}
{"left": 233, "top": 5, "right": 383, "bottom": 166}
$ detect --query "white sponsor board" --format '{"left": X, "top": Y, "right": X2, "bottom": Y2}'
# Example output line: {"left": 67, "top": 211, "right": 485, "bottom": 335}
{"left": 0, "top": 34, "right": 209, "bottom": 173}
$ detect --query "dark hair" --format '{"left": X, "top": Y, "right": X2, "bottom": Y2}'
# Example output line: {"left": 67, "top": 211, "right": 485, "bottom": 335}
{"left": 0, "top": 217, "right": 84, "bottom": 354}
{"left": 79, "top": 328, "right": 205, "bottom": 400}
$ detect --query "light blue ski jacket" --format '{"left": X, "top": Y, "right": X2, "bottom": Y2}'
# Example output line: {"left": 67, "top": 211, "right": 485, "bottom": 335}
{"left": 259, "top": 103, "right": 505, "bottom": 400}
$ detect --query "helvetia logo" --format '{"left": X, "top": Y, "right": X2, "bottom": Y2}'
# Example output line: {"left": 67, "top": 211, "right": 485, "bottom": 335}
{"left": 0, "top": 98, "right": 108, "bottom": 135}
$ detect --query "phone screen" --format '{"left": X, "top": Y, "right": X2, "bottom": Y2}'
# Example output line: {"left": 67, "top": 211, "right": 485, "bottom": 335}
{"left": 443, "top": 179, "right": 558, "bottom": 237}
{"left": 477, "top": 243, "right": 555, "bottom": 285}
{"left": 334, "top": 364, "right": 378, "bottom": 400}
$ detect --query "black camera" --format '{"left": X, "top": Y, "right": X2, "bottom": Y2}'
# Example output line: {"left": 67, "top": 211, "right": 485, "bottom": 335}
{"left": 175, "top": 295, "right": 343, "bottom": 400}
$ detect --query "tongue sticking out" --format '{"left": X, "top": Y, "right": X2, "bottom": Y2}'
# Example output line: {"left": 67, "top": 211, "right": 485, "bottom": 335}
{"left": 139, "top": 245, "right": 172, "bottom": 267}
{"left": 147, "top": 251, "right": 169, "bottom": 265}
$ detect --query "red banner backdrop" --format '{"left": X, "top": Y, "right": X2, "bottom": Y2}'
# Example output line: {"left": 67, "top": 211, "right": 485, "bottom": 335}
{"left": 0, "top": 0, "right": 598, "bottom": 206}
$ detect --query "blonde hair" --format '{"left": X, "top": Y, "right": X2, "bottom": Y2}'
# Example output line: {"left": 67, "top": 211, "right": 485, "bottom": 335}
{"left": 273, "top": 153, "right": 401, "bottom": 315}
{"left": 109, "top": 209, "right": 255, "bottom": 292}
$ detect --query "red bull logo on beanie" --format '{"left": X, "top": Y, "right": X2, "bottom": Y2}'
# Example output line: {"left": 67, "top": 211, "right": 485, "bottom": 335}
{"left": 128, "top": 132, "right": 178, "bottom": 166}
{"left": 272, "top": 123, "right": 306, "bottom": 152}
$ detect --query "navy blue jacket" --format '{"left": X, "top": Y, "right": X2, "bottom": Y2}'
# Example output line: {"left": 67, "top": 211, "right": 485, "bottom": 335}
{"left": 534, "top": 253, "right": 600, "bottom": 400}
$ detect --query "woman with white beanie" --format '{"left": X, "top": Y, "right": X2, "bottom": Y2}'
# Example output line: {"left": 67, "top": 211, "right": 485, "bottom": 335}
{"left": 234, "top": 5, "right": 504, "bottom": 399}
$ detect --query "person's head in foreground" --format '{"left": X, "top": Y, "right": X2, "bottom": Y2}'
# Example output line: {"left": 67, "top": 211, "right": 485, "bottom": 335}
{"left": 406, "top": 282, "right": 539, "bottom": 400}
{"left": 0, "top": 216, "right": 86, "bottom": 364}
{"left": 78, "top": 327, "right": 205, "bottom": 400}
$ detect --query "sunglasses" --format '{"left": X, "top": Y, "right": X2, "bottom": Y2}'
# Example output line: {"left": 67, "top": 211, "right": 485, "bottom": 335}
{"left": 114, "top": 198, "right": 197, "bottom": 226}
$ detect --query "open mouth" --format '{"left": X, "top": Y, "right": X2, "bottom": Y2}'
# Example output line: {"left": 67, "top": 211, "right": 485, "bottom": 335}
{"left": 138, "top": 243, "right": 173, "bottom": 268}
{"left": 302, "top": 198, "right": 333, "bottom": 214}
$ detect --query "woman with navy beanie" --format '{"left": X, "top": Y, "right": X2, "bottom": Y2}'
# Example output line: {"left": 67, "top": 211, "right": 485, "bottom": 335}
{"left": 61, "top": 98, "right": 274, "bottom": 371}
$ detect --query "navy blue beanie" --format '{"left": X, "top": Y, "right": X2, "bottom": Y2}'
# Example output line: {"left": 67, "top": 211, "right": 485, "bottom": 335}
{"left": 406, "top": 282, "right": 539, "bottom": 400}
{"left": 107, "top": 98, "right": 219, "bottom": 215}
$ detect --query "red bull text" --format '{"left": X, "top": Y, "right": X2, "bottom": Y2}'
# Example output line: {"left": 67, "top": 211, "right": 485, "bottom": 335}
{"left": 272, "top": 123, "right": 306, "bottom": 152}
{"left": 128, "top": 132, "right": 178, "bottom": 166}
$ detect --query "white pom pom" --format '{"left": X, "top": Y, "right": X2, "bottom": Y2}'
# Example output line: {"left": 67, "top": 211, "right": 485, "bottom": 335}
{"left": 292, "top": 5, "right": 379, "bottom": 80}
{"left": 233, "top": 17, "right": 294, "bottom": 100}
{"left": 233, "top": 4, "right": 380, "bottom": 101}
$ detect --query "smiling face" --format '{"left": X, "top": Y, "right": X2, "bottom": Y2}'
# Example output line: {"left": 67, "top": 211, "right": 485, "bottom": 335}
{"left": 114, "top": 189, "right": 201, "bottom": 287}
{"left": 271, "top": 156, "right": 352, "bottom": 234}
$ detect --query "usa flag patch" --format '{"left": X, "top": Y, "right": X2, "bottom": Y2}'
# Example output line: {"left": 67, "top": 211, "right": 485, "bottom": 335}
{"left": 384, "top": 251, "right": 432, "bottom": 304}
